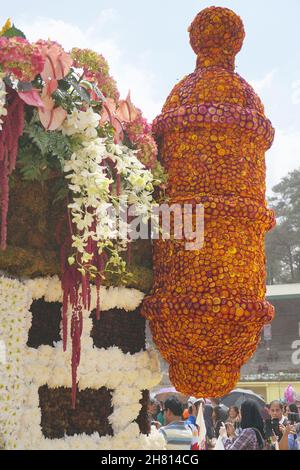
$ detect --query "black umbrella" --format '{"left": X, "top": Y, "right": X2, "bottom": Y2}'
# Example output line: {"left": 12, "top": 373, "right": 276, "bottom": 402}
{"left": 221, "top": 388, "right": 266, "bottom": 409}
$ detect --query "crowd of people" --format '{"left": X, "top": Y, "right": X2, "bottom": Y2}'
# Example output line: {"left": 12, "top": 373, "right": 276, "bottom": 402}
{"left": 148, "top": 395, "right": 300, "bottom": 450}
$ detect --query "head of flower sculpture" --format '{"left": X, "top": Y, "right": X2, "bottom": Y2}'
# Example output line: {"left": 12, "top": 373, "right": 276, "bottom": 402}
{"left": 189, "top": 6, "right": 245, "bottom": 70}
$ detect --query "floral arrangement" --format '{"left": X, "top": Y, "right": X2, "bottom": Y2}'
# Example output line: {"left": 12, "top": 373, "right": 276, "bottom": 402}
{"left": 0, "top": 20, "right": 163, "bottom": 406}
{"left": 142, "top": 7, "right": 276, "bottom": 397}
{"left": 0, "top": 276, "right": 31, "bottom": 449}
{"left": 0, "top": 275, "right": 164, "bottom": 450}
{"left": 0, "top": 73, "right": 7, "bottom": 130}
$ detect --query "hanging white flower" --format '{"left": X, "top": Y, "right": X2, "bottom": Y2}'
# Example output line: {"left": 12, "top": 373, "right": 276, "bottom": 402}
{"left": 62, "top": 107, "right": 157, "bottom": 277}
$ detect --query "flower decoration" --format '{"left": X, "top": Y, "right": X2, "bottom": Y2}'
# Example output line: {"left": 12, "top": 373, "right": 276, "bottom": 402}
{"left": 60, "top": 107, "right": 156, "bottom": 405}
{"left": 189, "top": 6, "right": 245, "bottom": 71}
{"left": 0, "top": 74, "right": 7, "bottom": 131}
{"left": 0, "top": 18, "right": 12, "bottom": 37}
{"left": 0, "top": 276, "right": 163, "bottom": 450}
{"left": 71, "top": 47, "right": 119, "bottom": 102}
{"left": 0, "top": 37, "right": 44, "bottom": 82}
{"left": 34, "top": 40, "right": 72, "bottom": 131}
{"left": 0, "top": 24, "right": 161, "bottom": 408}
{"left": 38, "top": 82, "right": 67, "bottom": 131}
{"left": 142, "top": 7, "right": 276, "bottom": 397}
{"left": 71, "top": 47, "right": 109, "bottom": 75}
{"left": 0, "top": 88, "right": 24, "bottom": 249}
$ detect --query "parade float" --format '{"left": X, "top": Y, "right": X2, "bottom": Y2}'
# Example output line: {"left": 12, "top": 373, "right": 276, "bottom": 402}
{"left": 0, "top": 5, "right": 277, "bottom": 449}
{"left": 0, "top": 20, "right": 165, "bottom": 450}
{"left": 142, "top": 7, "right": 276, "bottom": 397}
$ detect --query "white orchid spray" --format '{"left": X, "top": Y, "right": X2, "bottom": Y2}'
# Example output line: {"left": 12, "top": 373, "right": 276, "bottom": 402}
{"left": 62, "top": 108, "right": 156, "bottom": 280}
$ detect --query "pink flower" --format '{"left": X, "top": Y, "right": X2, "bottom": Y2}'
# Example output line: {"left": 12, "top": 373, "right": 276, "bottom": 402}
{"left": 0, "top": 36, "right": 45, "bottom": 81}
{"left": 71, "top": 48, "right": 120, "bottom": 101}
{"left": 38, "top": 82, "right": 67, "bottom": 131}
{"left": 31, "top": 40, "right": 71, "bottom": 131}
{"left": 135, "top": 133, "right": 158, "bottom": 169}
{"left": 36, "top": 39, "right": 72, "bottom": 83}
{"left": 100, "top": 98, "right": 124, "bottom": 143}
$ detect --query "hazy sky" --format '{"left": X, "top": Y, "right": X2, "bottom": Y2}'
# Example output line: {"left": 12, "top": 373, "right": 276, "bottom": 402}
{"left": 1, "top": 0, "right": 300, "bottom": 193}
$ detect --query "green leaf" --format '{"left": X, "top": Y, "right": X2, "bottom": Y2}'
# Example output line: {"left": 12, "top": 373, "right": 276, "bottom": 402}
{"left": 3, "top": 25, "right": 26, "bottom": 39}
{"left": 51, "top": 182, "right": 69, "bottom": 205}
{"left": 68, "top": 77, "right": 91, "bottom": 103}
{"left": 58, "top": 79, "right": 71, "bottom": 92}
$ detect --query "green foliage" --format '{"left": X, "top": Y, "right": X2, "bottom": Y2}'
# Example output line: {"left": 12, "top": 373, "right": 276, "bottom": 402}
{"left": 2, "top": 24, "right": 26, "bottom": 39}
{"left": 18, "top": 113, "right": 72, "bottom": 181}
{"left": 152, "top": 161, "right": 168, "bottom": 187}
{"left": 267, "top": 168, "right": 300, "bottom": 284}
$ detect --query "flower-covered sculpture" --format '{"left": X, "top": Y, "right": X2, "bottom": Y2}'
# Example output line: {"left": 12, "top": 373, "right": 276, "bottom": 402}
{"left": 142, "top": 7, "right": 276, "bottom": 397}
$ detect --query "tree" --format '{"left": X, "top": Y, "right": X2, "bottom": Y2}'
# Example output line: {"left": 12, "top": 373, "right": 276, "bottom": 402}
{"left": 266, "top": 168, "right": 300, "bottom": 284}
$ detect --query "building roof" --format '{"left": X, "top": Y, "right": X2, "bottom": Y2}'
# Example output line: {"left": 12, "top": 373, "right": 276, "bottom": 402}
{"left": 267, "top": 284, "right": 300, "bottom": 300}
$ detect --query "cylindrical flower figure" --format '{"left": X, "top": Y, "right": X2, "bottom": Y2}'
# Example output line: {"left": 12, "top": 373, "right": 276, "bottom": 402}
{"left": 142, "top": 7, "right": 276, "bottom": 396}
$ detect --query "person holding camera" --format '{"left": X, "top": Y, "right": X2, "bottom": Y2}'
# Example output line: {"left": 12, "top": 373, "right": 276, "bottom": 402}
{"left": 265, "top": 401, "right": 288, "bottom": 445}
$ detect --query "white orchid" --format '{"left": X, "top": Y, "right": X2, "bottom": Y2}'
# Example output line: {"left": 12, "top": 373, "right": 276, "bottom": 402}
{"left": 60, "top": 108, "right": 101, "bottom": 137}
{"left": 62, "top": 107, "right": 157, "bottom": 276}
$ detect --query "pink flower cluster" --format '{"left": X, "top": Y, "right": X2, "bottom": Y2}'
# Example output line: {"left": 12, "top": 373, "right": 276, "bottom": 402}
{"left": 0, "top": 37, "right": 45, "bottom": 82}
{"left": 125, "top": 111, "right": 157, "bottom": 168}
{"left": 71, "top": 48, "right": 120, "bottom": 102}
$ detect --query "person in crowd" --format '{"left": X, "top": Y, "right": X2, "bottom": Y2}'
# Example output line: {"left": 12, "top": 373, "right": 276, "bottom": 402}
{"left": 295, "top": 396, "right": 300, "bottom": 415}
{"left": 261, "top": 404, "right": 270, "bottom": 421}
{"left": 159, "top": 396, "right": 194, "bottom": 450}
{"left": 203, "top": 404, "right": 215, "bottom": 449}
{"left": 288, "top": 423, "right": 300, "bottom": 450}
{"left": 228, "top": 406, "right": 240, "bottom": 424}
{"left": 275, "top": 423, "right": 299, "bottom": 450}
{"left": 148, "top": 398, "right": 159, "bottom": 420}
{"left": 212, "top": 405, "right": 228, "bottom": 438}
{"left": 282, "top": 403, "right": 300, "bottom": 449}
{"left": 155, "top": 401, "right": 165, "bottom": 426}
{"left": 286, "top": 403, "right": 300, "bottom": 423}
{"left": 210, "top": 397, "right": 229, "bottom": 414}
{"left": 182, "top": 407, "right": 190, "bottom": 420}
{"left": 147, "top": 398, "right": 162, "bottom": 429}
{"left": 219, "top": 400, "right": 266, "bottom": 450}
{"left": 185, "top": 397, "right": 203, "bottom": 426}
{"left": 268, "top": 400, "right": 288, "bottom": 440}
{"left": 227, "top": 406, "right": 242, "bottom": 434}
{"left": 184, "top": 396, "right": 205, "bottom": 450}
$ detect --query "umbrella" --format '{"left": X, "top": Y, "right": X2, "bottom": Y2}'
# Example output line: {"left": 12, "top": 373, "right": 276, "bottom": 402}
{"left": 221, "top": 388, "right": 266, "bottom": 409}
{"left": 154, "top": 387, "right": 188, "bottom": 404}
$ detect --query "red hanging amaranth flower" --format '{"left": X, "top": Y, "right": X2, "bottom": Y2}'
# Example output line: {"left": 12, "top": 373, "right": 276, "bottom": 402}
{"left": 0, "top": 87, "right": 24, "bottom": 250}
{"left": 71, "top": 302, "right": 83, "bottom": 409}
{"left": 60, "top": 212, "right": 107, "bottom": 406}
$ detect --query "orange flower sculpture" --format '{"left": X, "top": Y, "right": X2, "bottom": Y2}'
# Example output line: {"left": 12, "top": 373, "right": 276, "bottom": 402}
{"left": 141, "top": 7, "right": 276, "bottom": 397}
